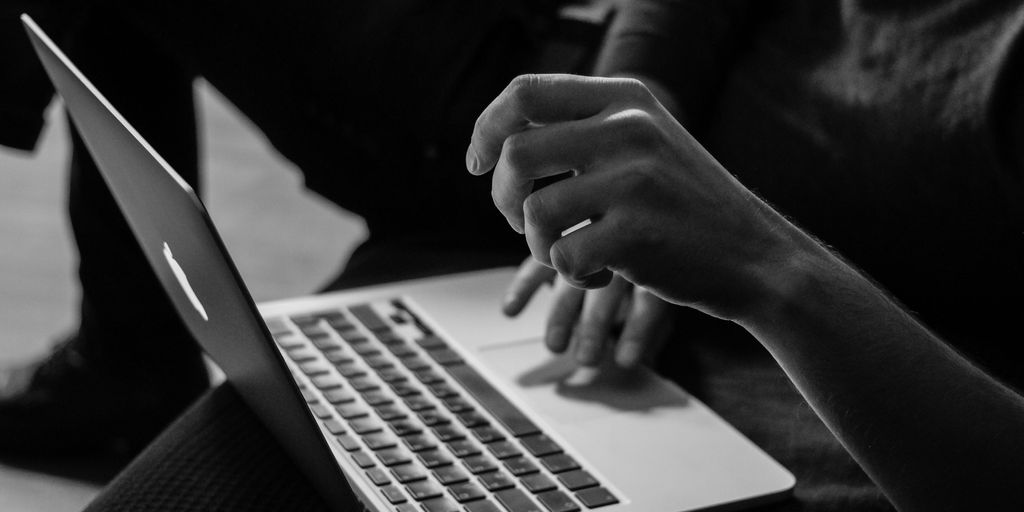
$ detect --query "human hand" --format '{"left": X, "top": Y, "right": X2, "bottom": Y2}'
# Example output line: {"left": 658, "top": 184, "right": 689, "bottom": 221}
{"left": 467, "top": 74, "right": 796, "bottom": 322}
{"left": 503, "top": 257, "right": 673, "bottom": 368}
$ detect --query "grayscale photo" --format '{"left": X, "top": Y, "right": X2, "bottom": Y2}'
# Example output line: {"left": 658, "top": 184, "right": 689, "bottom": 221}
{"left": 1, "top": 1, "right": 1022, "bottom": 511}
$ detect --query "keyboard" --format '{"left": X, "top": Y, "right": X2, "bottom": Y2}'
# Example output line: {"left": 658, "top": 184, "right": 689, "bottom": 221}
{"left": 266, "top": 299, "right": 620, "bottom": 512}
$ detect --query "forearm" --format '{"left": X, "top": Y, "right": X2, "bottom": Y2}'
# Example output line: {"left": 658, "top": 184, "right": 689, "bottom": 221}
{"left": 739, "top": 222, "right": 1024, "bottom": 510}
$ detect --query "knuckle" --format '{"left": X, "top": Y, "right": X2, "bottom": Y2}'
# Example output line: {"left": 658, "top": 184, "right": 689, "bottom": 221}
{"left": 609, "top": 108, "right": 661, "bottom": 148}
{"left": 522, "top": 191, "right": 548, "bottom": 229}
{"left": 508, "top": 74, "right": 543, "bottom": 107}
{"left": 501, "top": 132, "right": 531, "bottom": 171}
{"left": 616, "top": 77, "right": 655, "bottom": 106}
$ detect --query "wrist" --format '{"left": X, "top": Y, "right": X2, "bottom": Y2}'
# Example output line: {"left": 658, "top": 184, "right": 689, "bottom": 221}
{"left": 731, "top": 212, "right": 839, "bottom": 333}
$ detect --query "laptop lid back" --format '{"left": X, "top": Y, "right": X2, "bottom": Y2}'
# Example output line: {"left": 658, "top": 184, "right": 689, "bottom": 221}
{"left": 21, "top": 15, "right": 356, "bottom": 509}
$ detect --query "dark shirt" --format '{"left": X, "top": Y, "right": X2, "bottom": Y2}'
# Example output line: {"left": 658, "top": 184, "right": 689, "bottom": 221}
{"left": 601, "top": 0, "right": 1024, "bottom": 389}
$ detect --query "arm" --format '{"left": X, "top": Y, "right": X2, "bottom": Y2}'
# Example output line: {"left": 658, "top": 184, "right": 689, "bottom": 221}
{"left": 467, "top": 74, "right": 1024, "bottom": 510}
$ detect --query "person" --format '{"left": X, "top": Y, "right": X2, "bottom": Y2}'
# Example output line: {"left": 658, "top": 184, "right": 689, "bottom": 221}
{"left": 3, "top": 0, "right": 1023, "bottom": 509}
{"left": 0, "top": 0, "right": 583, "bottom": 456}
{"left": 466, "top": 72, "right": 1024, "bottom": 511}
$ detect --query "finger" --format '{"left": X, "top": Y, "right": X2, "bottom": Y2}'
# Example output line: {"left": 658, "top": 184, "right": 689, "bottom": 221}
{"left": 467, "top": 74, "right": 650, "bottom": 175}
{"left": 490, "top": 118, "right": 611, "bottom": 233}
{"left": 572, "top": 276, "right": 632, "bottom": 366}
{"left": 548, "top": 209, "right": 628, "bottom": 289}
{"left": 545, "top": 277, "right": 584, "bottom": 354}
{"left": 615, "top": 289, "right": 673, "bottom": 369}
{"left": 522, "top": 170, "right": 616, "bottom": 266}
{"left": 503, "top": 257, "right": 556, "bottom": 317}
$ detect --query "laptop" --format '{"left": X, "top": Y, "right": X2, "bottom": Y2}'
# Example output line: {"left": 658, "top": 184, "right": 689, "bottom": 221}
{"left": 23, "top": 14, "right": 795, "bottom": 512}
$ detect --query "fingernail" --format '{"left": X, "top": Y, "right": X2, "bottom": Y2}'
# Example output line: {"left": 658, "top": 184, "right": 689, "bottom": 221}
{"left": 616, "top": 342, "right": 642, "bottom": 368}
{"left": 501, "top": 292, "right": 518, "bottom": 315}
{"left": 466, "top": 147, "right": 480, "bottom": 174}
{"left": 546, "top": 327, "right": 568, "bottom": 353}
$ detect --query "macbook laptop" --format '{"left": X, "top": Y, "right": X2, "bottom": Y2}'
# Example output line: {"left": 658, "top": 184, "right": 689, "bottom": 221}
{"left": 23, "top": 14, "right": 794, "bottom": 512}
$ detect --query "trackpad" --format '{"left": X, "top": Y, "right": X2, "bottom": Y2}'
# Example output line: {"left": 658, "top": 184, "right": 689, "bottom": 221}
{"left": 476, "top": 340, "right": 690, "bottom": 425}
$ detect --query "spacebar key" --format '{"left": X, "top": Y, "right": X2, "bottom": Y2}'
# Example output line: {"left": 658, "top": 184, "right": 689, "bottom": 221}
{"left": 446, "top": 364, "right": 540, "bottom": 437}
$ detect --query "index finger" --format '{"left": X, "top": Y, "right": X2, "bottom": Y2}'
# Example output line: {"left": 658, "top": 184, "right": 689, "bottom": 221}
{"left": 465, "top": 74, "right": 645, "bottom": 175}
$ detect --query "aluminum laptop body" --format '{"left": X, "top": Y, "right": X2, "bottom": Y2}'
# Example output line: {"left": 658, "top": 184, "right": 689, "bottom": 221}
{"left": 23, "top": 15, "right": 795, "bottom": 512}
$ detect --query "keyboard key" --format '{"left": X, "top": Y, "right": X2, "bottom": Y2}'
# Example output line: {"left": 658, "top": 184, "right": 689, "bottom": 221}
{"left": 405, "top": 480, "right": 444, "bottom": 501}
{"left": 389, "top": 420, "right": 423, "bottom": 437}
{"left": 298, "top": 361, "right": 331, "bottom": 376}
{"left": 486, "top": 440, "right": 522, "bottom": 459}
{"left": 310, "top": 403, "right": 333, "bottom": 419}
{"left": 363, "top": 354, "right": 393, "bottom": 369}
{"left": 414, "top": 369, "right": 445, "bottom": 384}
{"left": 395, "top": 504, "right": 419, "bottom": 512}
{"left": 361, "top": 390, "right": 393, "bottom": 407}
{"left": 375, "top": 331, "right": 404, "bottom": 345}
{"left": 494, "top": 488, "right": 544, "bottom": 512}
{"left": 415, "top": 335, "right": 447, "bottom": 350}
{"left": 427, "top": 382, "right": 459, "bottom": 398}
{"left": 391, "top": 382, "right": 421, "bottom": 397}
{"left": 403, "top": 395, "right": 434, "bottom": 411}
{"left": 335, "top": 363, "right": 366, "bottom": 379}
{"left": 417, "top": 450, "right": 454, "bottom": 469}
{"left": 503, "top": 456, "right": 539, "bottom": 476}
{"left": 265, "top": 316, "right": 291, "bottom": 335}
{"left": 366, "top": 467, "right": 391, "bottom": 486}
{"left": 465, "top": 500, "right": 503, "bottom": 512}
{"left": 391, "top": 462, "right": 429, "bottom": 483}
{"left": 322, "top": 388, "right": 356, "bottom": 404}
{"left": 574, "top": 487, "right": 618, "bottom": 508}
{"left": 286, "top": 346, "right": 319, "bottom": 362}
{"left": 311, "top": 337, "right": 343, "bottom": 352}
{"left": 539, "top": 454, "right": 579, "bottom": 474}
{"left": 350, "top": 376, "right": 380, "bottom": 392}
{"left": 387, "top": 343, "right": 419, "bottom": 359}
{"left": 350, "top": 304, "right": 389, "bottom": 331}
{"left": 536, "top": 490, "right": 580, "bottom": 512}
{"left": 478, "top": 470, "right": 516, "bottom": 492}
{"left": 519, "top": 434, "right": 563, "bottom": 458}
{"left": 427, "top": 348, "right": 464, "bottom": 366}
{"left": 338, "top": 332, "right": 368, "bottom": 344}
{"left": 401, "top": 356, "right": 432, "bottom": 371}
{"left": 351, "top": 451, "right": 376, "bottom": 469}
{"left": 374, "top": 404, "right": 407, "bottom": 421}
{"left": 310, "top": 374, "right": 344, "bottom": 390}
{"left": 420, "top": 497, "right": 461, "bottom": 512}
{"left": 377, "top": 448, "right": 413, "bottom": 467}
{"left": 448, "top": 481, "right": 486, "bottom": 503}
{"left": 350, "top": 418, "right": 384, "bottom": 435}
{"left": 556, "top": 470, "right": 598, "bottom": 491}
{"left": 418, "top": 410, "right": 451, "bottom": 427}
{"left": 321, "top": 418, "right": 346, "bottom": 435}
{"left": 351, "top": 344, "right": 380, "bottom": 357}
{"left": 402, "top": 434, "right": 438, "bottom": 452}
{"left": 471, "top": 426, "right": 505, "bottom": 443}
{"left": 324, "top": 350, "right": 354, "bottom": 365}
{"left": 335, "top": 403, "right": 369, "bottom": 419}
{"left": 363, "top": 432, "right": 398, "bottom": 450}
{"left": 447, "top": 439, "right": 481, "bottom": 458}
{"left": 433, "top": 425, "right": 465, "bottom": 442}
{"left": 462, "top": 454, "right": 498, "bottom": 475}
{"left": 381, "top": 484, "right": 407, "bottom": 504}
{"left": 433, "top": 464, "right": 470, "bottom": 485}
{"left": 335, "top": 434, "right": 361, "bottom": 452}
{"left": 457, "top": 411, "right": 490, "bottom": 429}
{"left": 441, "top": 396, "right": 473, "bottom": 413}
{"left": 520, "top": 474, "right": 557, "bottom": 494}
{"left": 376, "top": 367, "right": 408, "bottom": 383}
{"left": 446, "top": 364, "right": 540, "bottom": 437}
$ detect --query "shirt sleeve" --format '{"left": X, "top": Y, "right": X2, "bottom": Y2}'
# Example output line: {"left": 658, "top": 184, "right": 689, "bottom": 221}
{"left": 595, "top": 0, "right": 766, "bottom": 129}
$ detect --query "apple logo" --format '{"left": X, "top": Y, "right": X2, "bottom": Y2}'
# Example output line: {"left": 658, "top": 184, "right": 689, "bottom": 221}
{"left": 163, "top": 242, "right": 209, "bottom": 321}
